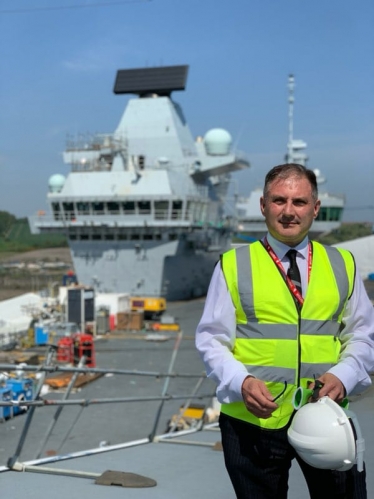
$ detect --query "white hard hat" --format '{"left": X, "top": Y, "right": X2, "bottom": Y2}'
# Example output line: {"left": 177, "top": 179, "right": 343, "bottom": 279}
{"left": 287, "top": 396, "right": 365, "bottom": 472}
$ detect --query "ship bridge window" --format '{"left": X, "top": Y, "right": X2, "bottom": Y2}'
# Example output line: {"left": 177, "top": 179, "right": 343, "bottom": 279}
{"left": 122, "top": 201, "right": 135, "bottom": 214}
{"left": 171, "top": 200, "right": 183, "bottom": 220}
{"left": 192, "top": 202, "right": 200, "bottom": 222}
{"left": 315, "top": 207, "right": 343, "bottom": 222}
{"left": 169, "top": 233, "right": 178, "bottom": 241}
{"left": 138, "top": 201, "right": 151, "bottom": 214}
{"left": 104, "top": 234, "right": 115, "bottom": 240}
{"left": 107, "top": 202, "right": 120, "bottom": 214}
{"left": 138, "top": 155, "right": 145, "bottom": 170}
{"left": 192, "top": 202, "right": 207, "bottom": 224}
{"left": 329, "top": 207, "right": 343, "bottom": 221}
{"left": 316, "top": 208, "right": 327, "bottom": 222}
{"left": 63, "top": 202, "right": 75, "bottom": 220}
{"left": 185, "top": 201, "right": 193, "bottom": 221}
{"left": 92, "top": 233, "right": 102, "bottom": 240}
{"left": 92, "top": 202, "right": 104, "bottom": 214}
{"left": 77, "top": 202, "right": 90, "bottom": 215}
{"left": 155, "top": 201, "right": 169, "bottom": 220}
{"left": 52, "top": 202, "right": 61, "bottom": 221}
{"left": 131, "top": 234, "right": 140, "bottom": 240}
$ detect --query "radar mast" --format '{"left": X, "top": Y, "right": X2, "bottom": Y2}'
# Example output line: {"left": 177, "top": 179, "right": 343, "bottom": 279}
{"left": 286, "top": 74, "right": 308, "bottom": 166}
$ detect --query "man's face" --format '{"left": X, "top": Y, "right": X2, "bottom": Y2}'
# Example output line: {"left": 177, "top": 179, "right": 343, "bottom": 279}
{"left": 260, "top": 176, "right": 321, "bottom": 246}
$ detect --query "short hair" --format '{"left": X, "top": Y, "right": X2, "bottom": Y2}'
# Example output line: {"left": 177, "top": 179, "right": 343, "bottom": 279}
{"left": 263, "top": 163, "right": 318, "bottom": 201}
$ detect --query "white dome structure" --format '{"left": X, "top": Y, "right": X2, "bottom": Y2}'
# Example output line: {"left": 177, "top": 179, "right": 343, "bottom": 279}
{"left": 204, "top": 128, "right": 232, "bottom": 156}
{"left": 48, "top": 174, "right": 66, "bottom": 193}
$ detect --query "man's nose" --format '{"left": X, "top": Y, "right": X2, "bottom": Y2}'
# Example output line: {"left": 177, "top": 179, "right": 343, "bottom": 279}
{"left": 282, "top": 201, "right": 295, "bottom": 216}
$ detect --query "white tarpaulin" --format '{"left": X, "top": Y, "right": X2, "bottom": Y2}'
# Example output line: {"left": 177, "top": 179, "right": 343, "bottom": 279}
{"left": 0, "top": 293, "right": 45, "bottom": 345}
{"left": 333, "top": 235, "right": 374, "bottom": 280}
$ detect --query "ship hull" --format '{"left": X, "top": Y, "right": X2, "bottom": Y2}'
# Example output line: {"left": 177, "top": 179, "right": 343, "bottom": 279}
{"left": 69, "top": 237, "right": 227, "bottom": 301}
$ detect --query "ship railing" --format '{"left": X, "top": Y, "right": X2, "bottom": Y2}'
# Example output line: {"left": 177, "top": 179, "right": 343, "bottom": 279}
{"left": 65, "top": 133, "right": 127, "bottom": 153}
{"left": 70, "top": 161, "right": 112, "bottom": 172}
{"left": 30, "top": 212, "right": 230, "bottom": 233}
{"left": 0, "top": 334, "right": 216, "bottom": 468}
{"left": 31, "top": 210, "right": 198, "bottom": 225}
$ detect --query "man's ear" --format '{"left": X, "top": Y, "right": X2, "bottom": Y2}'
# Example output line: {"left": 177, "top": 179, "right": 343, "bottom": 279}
{"left": 260, "top": 196, "right": 266, "bottom": 216}
{"left": 314, "top": 199, "right": 321, "bottom": 219}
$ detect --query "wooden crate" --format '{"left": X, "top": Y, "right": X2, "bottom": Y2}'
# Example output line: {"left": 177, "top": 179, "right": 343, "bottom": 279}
{"left": 116, "top": 311, "right": 144, "bottom": 331}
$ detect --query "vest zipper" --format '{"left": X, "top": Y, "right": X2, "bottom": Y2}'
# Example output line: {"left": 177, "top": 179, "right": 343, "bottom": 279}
{"left": 297, "top": 309, "right": 302, "bottom": 389}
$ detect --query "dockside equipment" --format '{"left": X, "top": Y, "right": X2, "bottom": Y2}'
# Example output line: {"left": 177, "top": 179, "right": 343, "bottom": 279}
{"left": 130, "top": 297, "right": 166, "bottom": 320}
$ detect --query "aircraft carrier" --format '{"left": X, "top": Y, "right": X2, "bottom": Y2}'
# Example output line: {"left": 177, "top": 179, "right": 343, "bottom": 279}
{"left": 29, "top": 65, "right": 249, "bottom": 300}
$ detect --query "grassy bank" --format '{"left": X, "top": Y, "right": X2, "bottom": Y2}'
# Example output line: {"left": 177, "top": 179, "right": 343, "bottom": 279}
{"left": 0, "top": 218, "right": 67, "bottom": 255}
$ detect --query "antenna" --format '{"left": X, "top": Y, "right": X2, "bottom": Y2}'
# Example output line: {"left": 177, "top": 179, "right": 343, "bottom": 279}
{"left": 286, "top": 74, "right": 308, "bottom": 166}
{"left": 287, "top": 74, "right": 295, "bottom": 162}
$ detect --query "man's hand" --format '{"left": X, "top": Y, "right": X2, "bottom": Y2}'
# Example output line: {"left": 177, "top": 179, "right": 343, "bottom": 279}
{"left": 310, "top": 373, "right": 346, "bottom": 404}
{"left": 241, "top": 376, "right": 278, "bottom": 418}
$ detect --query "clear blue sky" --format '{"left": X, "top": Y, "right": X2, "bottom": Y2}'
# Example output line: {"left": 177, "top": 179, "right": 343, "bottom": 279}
{"left": 0, "top": 0, "right": 373, "bottom": 222}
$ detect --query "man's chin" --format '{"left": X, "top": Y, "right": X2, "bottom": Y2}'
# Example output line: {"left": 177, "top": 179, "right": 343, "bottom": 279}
{"left": 275, "top": 226, "right": 305, "bottom": 244}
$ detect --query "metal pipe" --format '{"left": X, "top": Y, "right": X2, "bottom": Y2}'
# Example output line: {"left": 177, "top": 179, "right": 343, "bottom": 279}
{"left": 0, "top": 392, "right": 214, "bottom": 408}
{"left": 7, "top": 347, "right": 56, "bottom": 468}
{"left": 155, "top": 438, "right": 216, "bottom": 447}
{"left": 0, "top": 437, "right": 150, "bottom": 473}
{"left": 0, "top": 362, "right": 204, "bottom": 379}
{"left": 34, "top": 356, "right": 87, "bottom": 459}
{"left": 11, "top": 461, "right": 101, "bottom": 479}
{"left": 166, "top": 375, "right": 207, "bottom": 433}
{"left": 148, "top": 330, "right": 183, "bottom": 441}
{"left": 54, "top": 405, "right": 85, "bottom": 455}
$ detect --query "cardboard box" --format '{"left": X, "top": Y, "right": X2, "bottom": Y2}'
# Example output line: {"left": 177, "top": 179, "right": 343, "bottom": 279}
{"left": 116, "top": 311, "right": 144, "bottom": 331}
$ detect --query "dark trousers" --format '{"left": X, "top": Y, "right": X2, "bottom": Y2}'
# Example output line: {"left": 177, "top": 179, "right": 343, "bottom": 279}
{"left": 219, "top": 413, "right": 367, "bottom": 499}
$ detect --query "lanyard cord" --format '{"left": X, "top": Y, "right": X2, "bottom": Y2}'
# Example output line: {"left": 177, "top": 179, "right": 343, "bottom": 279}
{"left": 263, "top": 237, "right": 312, "bottom": 306}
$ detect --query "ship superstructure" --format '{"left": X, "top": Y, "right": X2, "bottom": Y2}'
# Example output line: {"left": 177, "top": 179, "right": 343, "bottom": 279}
{"left": 29, "top": 65, "right": 249, "bottom": 300}
{"left": 235, "top": 74, "right": 344, "bottom": 241}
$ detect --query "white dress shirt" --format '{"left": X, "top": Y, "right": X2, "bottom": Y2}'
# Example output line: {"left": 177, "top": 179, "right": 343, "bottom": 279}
{"left": 195, "top": 234, "right": 374, "bottom": 403}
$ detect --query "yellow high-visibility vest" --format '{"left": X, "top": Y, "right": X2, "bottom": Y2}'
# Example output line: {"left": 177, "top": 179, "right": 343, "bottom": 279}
{"left": 220, "top": 240, "right": 355, "bottom": 429}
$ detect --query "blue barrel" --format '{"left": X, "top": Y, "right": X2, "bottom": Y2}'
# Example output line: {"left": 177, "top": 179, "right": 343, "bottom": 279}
{"left": 6, "top": 379, "right": 34, "bottom": 416}
{"left": 34, "top": 323, "right": 49, "bottom": 345}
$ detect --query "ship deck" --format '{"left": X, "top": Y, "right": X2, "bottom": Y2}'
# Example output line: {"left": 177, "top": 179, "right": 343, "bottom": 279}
{"left": 0, "top": 296, "right": 373, "bottom": 499}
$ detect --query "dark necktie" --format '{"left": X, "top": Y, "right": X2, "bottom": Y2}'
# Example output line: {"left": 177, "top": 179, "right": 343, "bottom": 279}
{"left": 286, "top": 249, "right": 302, "bottom": 296}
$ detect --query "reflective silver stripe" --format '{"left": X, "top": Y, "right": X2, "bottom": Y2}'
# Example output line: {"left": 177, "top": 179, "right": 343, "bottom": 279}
{"left": 244, "top": 363, "right": 336, "bottom": 386}
{"left": 237, "top": 321, "right": 339, "bottom": 339}
{"left": 244, "top": 365, "right": 296, "bottom": 384}
{"left": 236, "top": 245, "right": 256, "bottom": 319}
{"left": 300, "top": 363, "right": 335, "bottom": 379}
{"left": 300, "top": 319, "right": 340, "bottom": 336}
{"left": 237, "top": 323, "right": 297, "bottom": 339}
{"left": 322, "top": 245, "right": 349, "bottom": 320}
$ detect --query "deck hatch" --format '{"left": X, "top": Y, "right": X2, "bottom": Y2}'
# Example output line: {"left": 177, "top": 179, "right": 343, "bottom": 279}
{"left": 95, "top": 470, "right": 157, "bottom": 487}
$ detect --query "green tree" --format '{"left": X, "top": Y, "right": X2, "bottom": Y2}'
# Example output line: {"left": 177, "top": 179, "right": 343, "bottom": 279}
{"left": 0, "top": 211, "right": 16, "bottom": 236}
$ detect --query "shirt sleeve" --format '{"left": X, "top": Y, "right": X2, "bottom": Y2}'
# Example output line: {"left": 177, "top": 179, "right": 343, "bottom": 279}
{"left": 195, "top": 262, "right": 250, "bottom": 403}
{"left": 328, "top": 271, "right": 374, "bottom": 396}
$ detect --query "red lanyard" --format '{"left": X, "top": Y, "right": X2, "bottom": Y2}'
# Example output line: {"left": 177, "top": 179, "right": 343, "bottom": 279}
{"left": 263, "top": 237, "right": 312, "bottom": 306}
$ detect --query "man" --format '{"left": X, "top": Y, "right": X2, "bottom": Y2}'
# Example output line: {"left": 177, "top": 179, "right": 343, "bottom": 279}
{"left": 195, "top": 164, "right": 374, "bottom": 498}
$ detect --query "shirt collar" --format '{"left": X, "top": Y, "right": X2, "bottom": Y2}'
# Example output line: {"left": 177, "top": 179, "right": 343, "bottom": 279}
{"left": 265, "top": 233, "right": 309, "bottom": 261}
